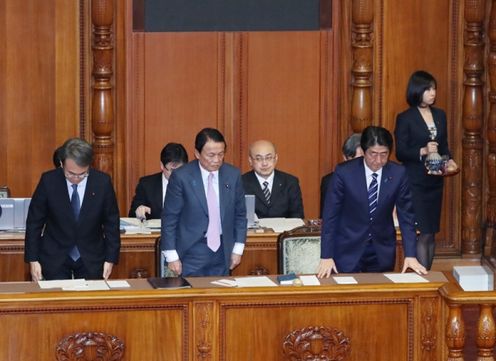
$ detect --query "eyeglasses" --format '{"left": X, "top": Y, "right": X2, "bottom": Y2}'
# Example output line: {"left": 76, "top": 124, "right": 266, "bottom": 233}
{"left": 64, "top": 170, "right": 89, "bottom": 180}
{"left": 251, "top": 154, "right": 275, "bottom": 163}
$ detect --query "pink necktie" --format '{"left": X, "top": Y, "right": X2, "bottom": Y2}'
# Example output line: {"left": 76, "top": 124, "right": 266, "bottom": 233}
{"left": 206, "top": 172, "right": 221, "bottom": 251}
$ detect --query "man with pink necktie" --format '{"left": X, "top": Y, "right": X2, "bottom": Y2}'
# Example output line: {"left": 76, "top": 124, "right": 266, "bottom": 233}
{"left": 161, "top": 128, "right": 247, "bottom": 276}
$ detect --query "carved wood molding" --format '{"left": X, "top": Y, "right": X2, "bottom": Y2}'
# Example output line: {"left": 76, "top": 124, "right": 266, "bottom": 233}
{"left": 91, "top": 0, "right": 115, "bottom": 177}
{"left": 0, "top": 303, "right": 188, "bottom": 315}
{"left": 282, "top": 326, "right": 351, "bottom": 361}
{"left": 446, "top": 303, "right": 465, "bottom": 361}
{"left": 419, "top": 297, "right": 439, "bottom": 361}
{"left": 476, "top": 304, "right": 496, "bottom": 360}
{"left": 56, "top": 332, "right": 124, "bottom": 361}
{"left": 350, "top": 0, "right": 373, "bottom": 132}
{"left": 194, "top": 302, "right": 214, "bottom": 361}
{"left": 462, "top": 0, "right": 485, "bottom": 255}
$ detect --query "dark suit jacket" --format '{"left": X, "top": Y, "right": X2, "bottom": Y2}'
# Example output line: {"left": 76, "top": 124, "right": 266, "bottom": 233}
{"left": 128, "top": 172, "right": 163, "bottom": 219}
{"left": 320, "top": 172, "right": 333, "bottom": 219}
{"left": 242, "top": 170, "right": 304, "bottom": 218}
{"left": 161, "top": 160, "right": 247, "bottom": 268}
{"left": 394, "top": 106, "right": 450, "bottom": 187}
{"left": 321, "top": 158, "right": 417, "bottom": 273}
{"left": 24, "top": 168, "right": 120, "bottom": 277}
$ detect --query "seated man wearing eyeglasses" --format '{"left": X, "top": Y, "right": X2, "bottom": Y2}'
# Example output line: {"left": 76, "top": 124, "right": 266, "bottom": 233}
{"left": 128, "top": 143, "right": 188, "bottom": 220}
{"left": 242, "top": 140, "right": 304, "bottom": 219}
{"left": 25, "top": 138, "right": 120, "bottom": 281}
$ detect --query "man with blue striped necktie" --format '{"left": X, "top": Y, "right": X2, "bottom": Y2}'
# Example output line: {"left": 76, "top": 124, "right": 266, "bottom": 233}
{"left": 25, "top": 138, "right": 120, "bottom": 281}
{"left": 318, "top": 126, "right": 427, "bottom": 277}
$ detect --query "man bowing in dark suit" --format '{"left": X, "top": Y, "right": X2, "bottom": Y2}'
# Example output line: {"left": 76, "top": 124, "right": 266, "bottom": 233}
{"left": 161, "top": 128, "right": 247, "bottom": 276}
{"left": 318, "top": 126, "right": 427, "bottom": 277}
{"left": 25, "top": 138, "right": 120, "bottom": 281}
{"left": 242, "top": 140, "right": 304, "bottom": 219}
{"left": 128, "top": 142, "right": 188, "bottom": 220}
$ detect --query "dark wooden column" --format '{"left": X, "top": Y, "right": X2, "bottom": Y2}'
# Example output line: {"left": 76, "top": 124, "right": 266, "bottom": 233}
{"left": 350, "top": 0, "right": 373, "bottom": 132}
{"left": 91, "top": 0, "right": 114, "bottom": 177}
{"left": 488, "top": 1, "right": 496, "bottom": 260}
{"left": 446, "top": 304, "right": 465, "bottom": 361}
{"left": 462, "top": 0, "right": 485, "bottom": 256}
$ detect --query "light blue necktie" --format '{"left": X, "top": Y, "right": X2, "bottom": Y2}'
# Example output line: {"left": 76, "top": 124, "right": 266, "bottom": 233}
{"left": 69, "top": 184, "right": 80, "bottom": 261}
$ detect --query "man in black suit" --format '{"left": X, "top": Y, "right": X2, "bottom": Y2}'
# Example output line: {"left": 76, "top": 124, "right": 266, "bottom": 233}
{"left": 242, "top": 140, "right": 304, "bottom": 219}
{"left": 25, "top": 138, "right": 120, "bottom": 280}
{"left": 128, "top": 143, "right": 188, "bottom": 220}
{"left": 320, "top": 133, "right": 363, "bottom": 217}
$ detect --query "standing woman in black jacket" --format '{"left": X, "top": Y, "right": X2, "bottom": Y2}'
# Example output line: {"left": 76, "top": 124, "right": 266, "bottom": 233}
{"left": 394, "top": 70, "right": 458, "bottom": 270}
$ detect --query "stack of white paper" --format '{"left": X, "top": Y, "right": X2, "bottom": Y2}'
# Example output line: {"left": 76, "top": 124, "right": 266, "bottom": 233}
{"left": 258, "top": 218, "right": 305, "bottom": 233}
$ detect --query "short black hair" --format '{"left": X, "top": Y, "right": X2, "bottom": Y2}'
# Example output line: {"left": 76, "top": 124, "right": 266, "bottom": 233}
{"left": 52, "top": 146, "right": 64, "bottom": 168}
{"left": 160, "top": 143, "right": 188, "bottom": 166}
{"left": 342, "top": 133, "right": 362, "bottom": 159}
{"left": 406, "top": 70, "right": 437, "bottom": 107}
{"left": 195, "top": 128, "right": 226, "bottom": 153}
{"left": 360, "top": 126, "right": 393, "bottom": 153}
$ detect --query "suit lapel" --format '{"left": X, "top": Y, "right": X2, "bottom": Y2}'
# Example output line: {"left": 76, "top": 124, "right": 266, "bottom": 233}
{"left": 57, "top": 169, "right": 76, "bottom": 222}
{"left": 78, "top": 170, "right": 96, "bottom": 223}
{"left": 190, "top": 161, "right": 209, "bottom": 215}
{"left": 378, "top": 163, "right": 393, "bottom": 207}
{"left": 356, "top": 161, "right": 369, "bottom": 207}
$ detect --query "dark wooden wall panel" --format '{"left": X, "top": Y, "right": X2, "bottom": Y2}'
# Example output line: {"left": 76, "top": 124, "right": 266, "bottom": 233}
{"left": 379, "top": 0, "right": 462, "bottom": 255}
{"left": 143, "top": 33, "right": 221, "bottom": 174}
{"left": 241, "top": 31, "right": 323, "bottom": 218}
{"left": 0, "top": 1, "right": 79, "bottom": 197}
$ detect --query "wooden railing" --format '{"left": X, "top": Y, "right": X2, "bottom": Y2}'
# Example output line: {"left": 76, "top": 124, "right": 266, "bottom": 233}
{"left": 440, "top": 282, "right": 496, "bottom": 361}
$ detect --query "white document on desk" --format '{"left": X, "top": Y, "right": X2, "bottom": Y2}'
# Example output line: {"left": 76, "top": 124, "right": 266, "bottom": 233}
{"left": 62, "top": 280, "right": 110, "bottom": 291}
{"left": 333, "top": 276, "right": 358, "bottom": 285}
{"left": 257, "top": 218, "right": 305, "bottom": 233}
{"left": 234, "top": 276, "right": 278, "bottom": 287}
{"left": 38, "top": 279, "right": 87, "bottom": 289}
{"left": 106, "top": 280, "right": 131, "bottom": 288}
{"left": 299, "top": 275, "right": 321, "bottom": 286}
{"left": 384, "top": 273, "right": 428, "bottom": 283}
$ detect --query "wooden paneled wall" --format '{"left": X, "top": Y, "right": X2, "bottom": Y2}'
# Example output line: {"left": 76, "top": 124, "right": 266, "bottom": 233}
{"left": 2, "top": 0, "right": 490, "bottom": 259}
{"left": 0, "top": 1, "right": 81, "bottom": 197}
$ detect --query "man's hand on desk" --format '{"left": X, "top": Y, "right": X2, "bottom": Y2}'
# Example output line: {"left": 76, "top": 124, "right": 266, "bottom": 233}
{"left": 30, "top": 261, "right": 43, "bottom": 282}
{"left": 317, "top": 258, "right": 338, "bottom": 278}
{"left": 135, "top": 205, "right": 151, "bottom": 220}
{"left": 230, "top": 253, "right": 242, "bottom": 270}
{"left": 402, "top": 257, "right": 428, "bottom": 275}
{"left": 168, "top": 260, "right": 182, "bottom": 275}
{"left": 102, "top": 262, "right": 114, "bottom": 280}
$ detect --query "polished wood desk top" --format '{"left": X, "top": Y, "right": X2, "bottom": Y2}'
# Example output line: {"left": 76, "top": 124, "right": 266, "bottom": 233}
{"left": 0, "top": 272, "right": 448, "bottom": 298}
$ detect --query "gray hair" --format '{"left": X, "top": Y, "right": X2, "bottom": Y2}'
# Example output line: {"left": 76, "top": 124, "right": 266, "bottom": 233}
{"left": 62, "top": 138, "right": 93, "bottom": 167}
{"left": 342, "top": 133, "right": 362, "bottom": 159}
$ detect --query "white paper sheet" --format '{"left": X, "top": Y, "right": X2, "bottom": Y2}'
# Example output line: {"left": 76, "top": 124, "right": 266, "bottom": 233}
{"left": 384, "top": 273, "right": 428, "bottom": 283}
{"left": 234, "top": 276, "right": 278, "bottom": 287}
{"left": 211, "top": 279, "right": 238, "bottom": 287}
{"left": 106, "top": 280, "right": 131, "bottom": 288}
{"left": 38, "top": 279, "right": 86, "bottom": 289}
{"left": 333, "top": 276, "right": 358, "bottom": 284}
{"left": 257, "top": 218, "right": 305, "bottom": 233}
{"left": 299, "top": 275, "right": 321, "bottom": 286}
{"left": 62, "top": 280, "right": 110, "bottom": 291}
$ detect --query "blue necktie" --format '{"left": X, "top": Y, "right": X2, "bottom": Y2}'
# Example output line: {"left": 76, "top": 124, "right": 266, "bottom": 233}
{"left": 69, "top": 184, "right": 80, "bottom": 261}
{"left": 368, "top": 173, "right": 378, "bottom": 218}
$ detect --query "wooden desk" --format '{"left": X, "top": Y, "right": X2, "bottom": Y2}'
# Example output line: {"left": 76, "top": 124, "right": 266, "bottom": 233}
{"left": 0, "top": 230, "right": 279, "bottom": 281}
{"left": 0, "top": 273, "right": 448, "bottom": 361}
